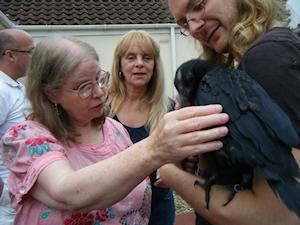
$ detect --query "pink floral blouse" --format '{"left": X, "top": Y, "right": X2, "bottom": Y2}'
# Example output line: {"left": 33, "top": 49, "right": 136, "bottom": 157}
{"left": 1, "top": 117, "right": 151, "bottom": 225}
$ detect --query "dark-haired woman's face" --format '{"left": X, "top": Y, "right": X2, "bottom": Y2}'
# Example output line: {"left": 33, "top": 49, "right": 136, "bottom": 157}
{"left": 169, "top": 0, "right": 239, "bottom": 53}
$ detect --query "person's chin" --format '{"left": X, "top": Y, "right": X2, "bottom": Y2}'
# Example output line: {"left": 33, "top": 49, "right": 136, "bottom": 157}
{"left": 212, "top": 38, "right": 229, "bottom": 54}
{"left": 88, "top": 106, "right": 104, "bottom": 117}
{"left": 207, "top": 30, "right": 229, "bottom": 54}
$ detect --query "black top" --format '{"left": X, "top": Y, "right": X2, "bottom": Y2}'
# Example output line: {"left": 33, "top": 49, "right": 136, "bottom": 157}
{"left": 118, "top": 123, "right": 149, "bottom": 144}
{"left": 239, "top": 27, "right": 300, "bottom": 147}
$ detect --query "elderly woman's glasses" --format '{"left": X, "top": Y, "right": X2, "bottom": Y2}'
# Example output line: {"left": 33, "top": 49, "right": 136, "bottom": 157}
{"left": 61, "top": 69, "right": 110, "bottom": 99}
{"left": 179, "top": 0, "right": 207, "bottom": 36}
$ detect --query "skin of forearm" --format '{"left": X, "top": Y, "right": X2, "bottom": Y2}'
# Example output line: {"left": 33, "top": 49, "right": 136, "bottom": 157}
{"left": 159, "top": 164, "right": 213, "bottom": 218}
{"left": 34, "top": 137, "right": 162, "bottom": 211}
{"left": 160, "top": 164, "right": 300, "bottom": 225}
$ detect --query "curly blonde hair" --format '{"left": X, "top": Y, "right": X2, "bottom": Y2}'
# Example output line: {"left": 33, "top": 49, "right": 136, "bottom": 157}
{"left": 202, "top": 0, "right": 289, "bottom": 65}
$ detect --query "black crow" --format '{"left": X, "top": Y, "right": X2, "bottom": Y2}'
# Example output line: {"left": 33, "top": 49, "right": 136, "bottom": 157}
{"left": 174, "top": 58, "right": 300, "bottom": 218}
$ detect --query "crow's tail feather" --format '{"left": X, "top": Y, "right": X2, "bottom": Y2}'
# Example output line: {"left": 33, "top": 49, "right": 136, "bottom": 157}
{"left": 271, "top": 180, "right": 300, "bottom": 218}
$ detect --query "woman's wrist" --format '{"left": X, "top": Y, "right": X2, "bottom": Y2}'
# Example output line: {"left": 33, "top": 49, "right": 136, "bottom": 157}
{"left": 136, "top": 137, "right": 165, "bottom": 169}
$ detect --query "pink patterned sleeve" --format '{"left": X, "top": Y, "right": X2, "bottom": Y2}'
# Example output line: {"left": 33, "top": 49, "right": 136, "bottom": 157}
{"left": 1, "top": 121, "right": 67, "bottom": 205}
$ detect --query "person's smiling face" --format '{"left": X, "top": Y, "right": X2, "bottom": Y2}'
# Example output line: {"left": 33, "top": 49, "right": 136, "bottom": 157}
{"left": 168, "top": 0, "right": 239, "bottom": 53}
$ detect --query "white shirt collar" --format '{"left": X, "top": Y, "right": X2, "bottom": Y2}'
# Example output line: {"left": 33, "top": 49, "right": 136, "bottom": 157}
{"left": 0, "top": 70, "right": 23, "bottom": 88}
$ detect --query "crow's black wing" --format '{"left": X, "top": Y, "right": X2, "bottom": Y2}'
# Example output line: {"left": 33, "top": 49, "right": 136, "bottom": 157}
{"left": 196, "top": 66, "right": 300, "bottom": 217}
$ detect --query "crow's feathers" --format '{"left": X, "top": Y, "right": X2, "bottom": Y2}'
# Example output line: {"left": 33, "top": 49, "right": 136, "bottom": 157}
{"left": 174, "top": 59, "right": 300, "bottom": 217}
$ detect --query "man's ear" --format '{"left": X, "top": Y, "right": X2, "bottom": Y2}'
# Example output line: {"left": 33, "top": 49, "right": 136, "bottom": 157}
{"left": 42, "top": 85, "right": 59, "bottom": 104}
{"left": 3, "top": 49, "right": 16, "bottom": 62}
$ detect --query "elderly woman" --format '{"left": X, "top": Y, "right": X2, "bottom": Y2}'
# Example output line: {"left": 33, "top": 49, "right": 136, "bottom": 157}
{"left": 0, "top": 37, "right": 229, "bottom": 225}
{"left": 107, "top": 30, "right": 175, "bottom": 225}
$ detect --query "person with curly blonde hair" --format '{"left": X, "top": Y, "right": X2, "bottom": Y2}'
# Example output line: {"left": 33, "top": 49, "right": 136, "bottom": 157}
{"left": 158, "top": 0, "right": 300, "bottom": 224}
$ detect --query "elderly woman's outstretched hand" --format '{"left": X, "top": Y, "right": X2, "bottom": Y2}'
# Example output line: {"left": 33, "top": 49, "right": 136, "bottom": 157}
{"left": 147, "top": 104, "right": 229, "bottom": 164}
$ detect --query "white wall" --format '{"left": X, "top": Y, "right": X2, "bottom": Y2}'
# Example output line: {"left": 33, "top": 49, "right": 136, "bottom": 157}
{"left": 21, "top": 26, "right": 201, "bottom": 98}
{"left": 287, "top": 0, "right": 300, "bottom": 28}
